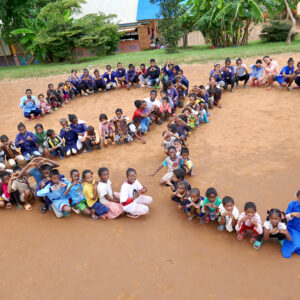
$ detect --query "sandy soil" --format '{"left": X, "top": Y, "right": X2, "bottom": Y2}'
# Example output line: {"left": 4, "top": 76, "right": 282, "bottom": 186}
{"left": 0, "top": 53, "right": 300, "bottom": 300}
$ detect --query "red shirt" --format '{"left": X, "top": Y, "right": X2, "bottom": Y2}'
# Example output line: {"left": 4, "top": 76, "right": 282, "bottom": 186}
{"left": 132, "top": 108, "right": 142, "bottom": 120}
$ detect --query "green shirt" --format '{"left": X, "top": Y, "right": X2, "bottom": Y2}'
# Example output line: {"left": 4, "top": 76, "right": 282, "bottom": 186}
{"left": 201, "top": 196, "right": 222, "bottom": 213}
{"left": 35, "top": 130, "right": 47, "bottom": 146}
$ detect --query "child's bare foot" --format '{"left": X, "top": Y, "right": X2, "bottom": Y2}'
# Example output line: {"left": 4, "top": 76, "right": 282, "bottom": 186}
{"left": 177, "top": 204, "right": 182, "bottom": 209}
{"left": 91, "top": 213, "right": 99, "bottom": 221}
{"left": 6, "top": 202, "right": 12, "bottom": 209}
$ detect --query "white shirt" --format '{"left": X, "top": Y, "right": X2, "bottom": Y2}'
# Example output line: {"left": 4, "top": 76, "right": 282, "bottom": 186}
{"left": 164, "top": 136, "right": 175, "bottom": 149}
{"left": 263, "top": 220, "right": 286, "bottom": 231}
{"left": 219, "top": 204, "right": 239, "bottom": 232}
{"left": 145, "top": 97, "right": 160, "bottom": 110}
{"left": 234, "top": 64, "right": 247, "bottom": 77}
{"left": 97, "top": 180, "right": 113, "bottom": 205}
{"left": 128, "top": 123, "right": 141, "bottom": 133}
{"left": 120, "top": 179, "right": 143, "bottom": 204}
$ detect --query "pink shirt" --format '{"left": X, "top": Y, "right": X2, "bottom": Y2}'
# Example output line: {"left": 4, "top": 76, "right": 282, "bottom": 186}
{"left": 265, "top": 60, "right": 279, "bottom": 75}
{"left": 235, "top": 211, "right": 263, "bottom": 234}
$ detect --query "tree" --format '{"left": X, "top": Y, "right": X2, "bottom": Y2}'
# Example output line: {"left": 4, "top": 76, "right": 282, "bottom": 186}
{"left": 283, "top": 0, "right": 297, "bottom": 45}
{"left": 151, "top": 0, "right": 184, "bottom": 53}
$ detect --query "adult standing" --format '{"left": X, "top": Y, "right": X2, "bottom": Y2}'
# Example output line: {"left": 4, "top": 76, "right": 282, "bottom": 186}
{"left": 262, "top": 56, "right": 279, "bottom": 91}
{"left": 19, "top": 89, "right": 41, "bottom": 120}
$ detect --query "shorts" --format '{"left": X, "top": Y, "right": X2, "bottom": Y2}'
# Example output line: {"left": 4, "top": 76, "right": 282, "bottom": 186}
{"left": 75, "top": 200, "right": 88, "bottom": 211}
{"left": 274, "top": 75, "right": 287, "bottom": 85}
{"left": 161, "top": 172, "right": 173, "bottom": 182}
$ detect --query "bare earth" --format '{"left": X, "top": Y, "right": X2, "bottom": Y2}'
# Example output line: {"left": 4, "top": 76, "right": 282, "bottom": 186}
{"left": 0, "top": 53, "right": 300, "bottom": 300}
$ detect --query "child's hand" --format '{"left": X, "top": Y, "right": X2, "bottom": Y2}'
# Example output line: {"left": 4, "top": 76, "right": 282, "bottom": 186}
{"left": 59, "top": 182, "right": 67, "bottom": 188}
{"left": 140, "top": 187, "right": 147, "bottom": 194}
{"left": 18, "top": 140, "right": 24, "bottom": 144}
{"left": 270, "top": 228, "right": 279, "bottom": 235}
{"left": 250, "top": 218, "right": 257, "bottom": 226}
{"left": 27, "top": 136, "right": 32, "bottom": 141}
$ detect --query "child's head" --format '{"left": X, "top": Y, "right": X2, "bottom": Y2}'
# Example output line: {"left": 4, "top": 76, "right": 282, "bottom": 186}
{"left": 140, "top": 63, "right": 146, "bottom": 71}
{"left": 168, "top": 124, "right": 178, "bottom": 134}
{"left": 256, "top": 59, "right": 262, "bottom": 66}
{"left": 181, "top": 147, "right": 189, "bottom": 160}
{"left": 178, "top": 69, "right": 183, "bottom": 76}
{"left": 172, "top": 168, "right": 185, "bottom": 182}
{"left": 266, "top": 208, "right": 284, "bottom": 227}
{"left": 209, "top": 76, "right": 216, "bottom": 84}
{"left": 174, "top": 138, "right": 182, "bottom": 148}
{"left": 133, "top": 116, "right": 141, "bottom": 126}
{"left": 106, "top": 64, "right": 112, "bottom": 71}
{"left": 50, "top": 169, "right": 60, "bottom": 184}
{"left": 166, "top": 80, "right": 173, "bottom": 90}
{"left": 34, "top": 123, "right": 44, "bottom": 134}
{"left": 71, "top": 69, "right": 77, "bottom": 75}
{"left": 134, "top": 100, "right": 143, "bottom": 109}
{"left": 48, "top": 83, "right": 54, "bottom": 90}
{"left": 172, "top": 66, "right": 178, "bottom": 74}
{"left": 244, "top": 201, "right": 257, "bottom": 218}
{"left": 65, "top": 80, "right": 71, "bottom": 86}
{"left": 176, "top": 181, "right": 188, "bottom": 194}
{"left": 41, "top": 164, "right": 52, "bottom": 179}
{"left": 115, "top": 108, "right": 123, "bottom": 119}
{"left": 160, "top": 90, "right": 167, "bottom": 98}
{"left": 68, "top": 114, "right": 78, "bottom": 124}
{"left": 98, "top": 167, "right": 109, "bottom": 182}
{"left": 17, "top": 122, "right": 26, "bottom": 135}
{"left": 60, "top": 118, "right": 68, "bottom": 128}
{"left": 162, "top": 96, "right": 169, "bottom": 105}
{"left": 167, "top": 146, "right": 177, "bottom": 159}
{"left": 99, "top": 113, "right": 108, "bottom": 122}
{"left": 190, "top": 188, "right": 200, "bottom": 203}
{"left": 38, "top": 94, "right": 44, "bottom": 100}
{"left": 0, "top": 172, "right": 11, "bottom": 184}
{"left": 117, "top": 62, "right": 122, "bottom": 69}
{"left": 189, "top": 93, "right": 196, "bottom": 104}
{"left": 150, "top": 89, "right": 157, "bottom": 100}
{"left": 150, "top": 58, "right": 156, "bottom": 67}
{"left": 25, "top": 88, "right": 32, "bottom": 97}
{"left": 296, "top": 190, "right": 300, "bottom": 202}
{"left": 182, "top": 108, "right": 190, "bottom": 117}
{"left": 236, "top": 58, "right": 242, "bottom": 66}
{"left": 94, "top": 69, "right": 100, "bottom": 76}
{"left": 58, "top": 82, "right": 64, "bottom": 89}
{"left": 0, "top": 134, "right": 9, "bottom": 145}
{"left": 83, "top": 68, "right": 89, "bottom": 76}
{"left": 70, "top": 169, "right": 80, "bottom": 182}
{"left": 297, "top": 62, "right": 300, "bottom": 69}
{"left": 225, "top": 57, "right": 231, "bottom": 67}
{"left": 263, "top": 55, "right": 271, "bottom": 64}
{"left": 163, "top": 131, "right": 171, "bottom": 141}
{"left": 82, "top": 169, "right": 93, "bottom": 183}
{"left": 205, "top": 187, "right": 217, "bottom": 203}
{"left": 126, "top": 168, "right": 137, "bottom": 184}
{"left": 214, "top": 63, "right": 220, "bottom": 71}
{"left": 287, "top": 57, "right": 294, "bottom": 68}
{"left": 199, "top": 102, "right": 205, "bottom": 110}
{"left": 222, "top": 196, "right": 235, "bottom": 212}
{"left": 128, "top": 63, "right": 134, "bottom": 71}
{"left": 47, "top": 129, "right": 56, "bottom": 138}
{"left": 87, "top": 125, "right": 95, "bottom": 135}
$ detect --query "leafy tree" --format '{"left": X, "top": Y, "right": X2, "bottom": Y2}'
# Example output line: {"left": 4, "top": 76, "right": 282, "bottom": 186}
{"left": 151, "top": 0, "right": 185, "bottom": 53}
{"left": 283, "top": 0, "right": 298, "bottom": 45}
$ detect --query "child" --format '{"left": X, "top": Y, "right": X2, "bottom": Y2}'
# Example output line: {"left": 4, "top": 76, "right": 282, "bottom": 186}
{"left": 103, "top": 65, "right": 118, "bottom": 90}
{"left": 199, "top": 102, "right": 209, "bottom": 124}
{"left": 116, "top": 62, "right": 127, "bottom": 87}
{"left": 177, "top": 69, "right": 189, "bottom": 94}
{"left": 57, "top": 82, "right": 68, "bottom": 105}
{"left": 165, "top": 168, "right": 187, "bottom": 192}
{"left": 235, "top": 202, "right": 263, "bottom": 243}
{"left": 97, "top": 167, "right": 123, "bottom": 219}
{"left": 143, "top": 59, "right": 160, "bottom": 88}
{"left": 181, "top": 147, "right": 194, "bottom": 176}
{"left": 45, "top": 129, "right": 64, "bottom": 159}
{"left": 209, "top": 63, "right": 225, "bottom": 88}
{"left": 132, "top": 100, "right": 151, "bottom": 134}
{"left": 249, "top": 59, "right": 264, "bottom": 87}
{"left": 150, "top": 146, "right": 183, "bottom": 184}
{"left": 0, "top": 172, "right": 12, "bottom": 208}
{"left": 201, "top": 187, "right": 222, "bottom": 224}
{"left": 171, "top": 180, "right": 189, "bottom": 208}
{"left": 68, "top": 114, "right": 87, "bottom": 151}
{"left": 145, "top": 90, "right": 161, "bottom": 125}
{"left": 0, "top": 135, "right": 24, "bottom": 168}
{"left": 120, "top": 168, "right": 152, "bottom": 218}
{"left": 254, "top": 208, "right": 291, "bottom": 250}
{"left": 19, "top": 89, "right": 41, "bottom": 120}
{"left": 126, "top": 64, "right": 139, "bottom": 89}
{"left": 137, "top": 63, "right": 147, "bottom": 87}
{"left": 166, "top": 81, "right": 179, "bottom": 108}
{"left": 184, "top": 188, "right": 204, "bottom": 221}
{"left": 82, "top": 169, "right": 109, "bottom": 220}
{"left": 169, "top": 115, "right": 188, "bottom": 145}
{"left": 65, "top": 169, "right": 91, "bottom": 216}
{"left": 281, "top": 190, "right": 300, "bottom": 258}
{"left": 112, "top": 108, "right": 132, "bottom": 144}
{"left": 82, "top": 126, "right": 101, "bottom": 152}
{"left": 174, "top": 138, "right": 182, "bottom": 156}
{"left": 293, "top": 61, "right": 300, "bottom": 88}
{"left": 79, "top": 68, "right": 93, "bottom": 95}
{"left": 64, "top": 80, "right": 77, "bottom": 100}
{"left": 160, "top": 97, "right": 172, "bottom": 120}
{"left": 218, "top": 196, "right": 239, "bottom": 232}
{"left": 275, "top": 57, "right": 295, "bottom": 90}
{"left": 38, "top": 94, "right": 52, "bottom": 115}
{"left": 207, "top": 76, "right": 222, "bottom": 108}
{"left": 34, "top": 123, "right": 48, "bottom": 155}
{"left": 174, "top": 76, "right": 187, "bottom": 107}
{"left": 68, "top": 69, "right": 81, "bottom": 95}
{"left": 46, "top": 83, "right": 60, "bottom": 110}
{"left": 221, "top": 58, "right": 235, "bottom": 92}
{"left": 161, "top": 131, "right": 175, "bottom": 155}
{"left": 59, "top": 118, "right": 78, "bottom": 157}
{"left": 160, "top": 90, "right": 174, "bottom": 112}
{"left": 15, "top": 122, "right": 41, "bottom": 161}
{"left": 128, "top": 117, "right": 146, "bottom": 144}
{"left": 99, "top": 113, "right": 114, "bottom": 146}
{"left": 234, "top": 58, "right": 250, "bottom": 88}
{"left": 37, "top": 169, "right": 71, "bottom": 218}
{"left": 187, "top": 93, "right": 200, "bottom": 114}
{"left": 160, "top": 69, "right": 169, "bottom": 91}
{"left": 262, "top": 56, "right": 280, "bottom": 91}
{"left": 93, "top": 69, "right": 106, "bottom": 93}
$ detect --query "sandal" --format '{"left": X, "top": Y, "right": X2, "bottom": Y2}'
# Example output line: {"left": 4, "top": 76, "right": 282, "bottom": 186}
{"left": 237, "top": 232, "right": 247, "bottom": 241}
{"left": 253, "top": 240, "right": 263, "bottom": 250}
{"left": 40, "top": 203, "right": 48, "bottom": 214}
{"left": 91, "top": 214, "right": 99, "bottom": 221}
{"left": 204, "top": 216, "right": 210, "bottom": 224}
{"left": 249, "top": 235, "right": 257, "bottom": 244}
{"left": 24, "top": 203, "right": 32, "bottom": 211}
{"left": 6, "top": 202, "right": 12, "bottom": 209}
{"left": 126, "top": 213, "right": 140, "bottom": 219}
{"left": 218, "top": 225, "right": 225, "bottom": 231}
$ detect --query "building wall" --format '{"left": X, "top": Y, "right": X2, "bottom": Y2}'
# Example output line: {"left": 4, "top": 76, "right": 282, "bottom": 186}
{"left": 138, "top": 19, "right": 158, "bottom": 50}
{"left": 178, "top": 31, "right": 206, "bottom": 47}
{"left": 118, "top": 40, "right": 141, "bottom": 53}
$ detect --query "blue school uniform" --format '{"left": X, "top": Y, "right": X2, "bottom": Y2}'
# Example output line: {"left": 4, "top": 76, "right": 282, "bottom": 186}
{"left": 70, "top": 122, "right": 87, "bottom": 135}
{"left": 126, "top": 68, "right": 137, "bottom": 82}
{"left": 66, "top": 181, "right": 85, "bottom": 205}
{"left": 79, "top": 74, "right": 93, "bottom": 85}
{"left": 116, "top": 68, "right": 126, "bottom": 79}
{"left": 249, "top": 64, "right": 264, "bottom": 79}
{"left": 184, "top": 196, "right": 204, "bottom": 216}
{"left": 68, "top": 75, "right": 81, "bottom": 91}
{"left": 19, "top": 95, "right": 39, "bottom": 114}
{"left": 15, "top": 131, "right": 40, "bottom": 157}
{"left": 275, "top": 65, "right": 295, "bottom": 85}
{"left": 282, "top": 200, "right": 300, "bottom": 258}
{"left": 103, "top": 71, "right": 118, "bottom": 83}
{"left": 181, "top": 75, "right": 189, "bottom": 89}
{"left": 209, "top": 69, "right": 222, "bottom": 82}
{"left": 60, "top": 127, "right": 78, "bottom": 153}
{"left": 221, "top": 66, "right": 234, "bottom": 81}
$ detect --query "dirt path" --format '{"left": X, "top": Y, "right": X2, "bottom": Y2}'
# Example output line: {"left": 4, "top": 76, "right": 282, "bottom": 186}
{"left": 0, "top": 53, "right": 299, "bottom": 299}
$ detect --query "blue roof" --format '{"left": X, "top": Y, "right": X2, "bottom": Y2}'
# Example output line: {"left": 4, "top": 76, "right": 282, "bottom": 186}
{"left": 136, "top": 0, "right": 160, "bottom": 21}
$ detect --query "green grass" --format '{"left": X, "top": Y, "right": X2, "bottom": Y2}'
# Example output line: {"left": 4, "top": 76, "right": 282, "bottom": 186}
{"left": 1, "top": 39, "right": 300, "bottom": 80}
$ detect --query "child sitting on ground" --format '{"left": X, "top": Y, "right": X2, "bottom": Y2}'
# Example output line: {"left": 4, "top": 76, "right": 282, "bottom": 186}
{"left": 160, "top": 97, "right": 172, "bottom": 120}
{"left": 165, "top": 168, "right": 187, "bottom": 191}
{"left": 59, "top": 118, "right": 78, "bottom": 157}
{"left": 99, "top": 113, "right": 114, "bottom": 146}
{"left": 46, "top": 83, "right": 61, "bottom": 109}
{"left": 97, "top": 167, "right": 123, "bottom": 219}
{"left": 82, "top": 126, "right": 101, "bottom": 152}
{"left": 0, "top": 135, "right": 24, "bottom": 168}
{"left": 199, "top": 102, "right": 209, "bottom": 124}
{"left": 112, "top": 108, "right": 132, "bottom": 144}
{"left": 249, "top": 59, "right": 264, "bottom": 87}
{"left": 128, "top": 117, "right": 146, "bottom": 144}
{"left": 181, "top": 147, "right": 194, "bottom": 176}
{"left": 34, "top": 123, "right": 48, "bottom": 155}
{"left": 65, "top": 169, "right": 91, "bottom": 216}
{"left": 45, "top": 129, "right": 65, "bottom": 159}
{"left": 161, "top": 131, "right": 175, "bottom": 155}
{"left": 0, "top": 172, "right": 12, "bottom": 208}
{"left": 174, "top": 138, "right": 182, "bottom": 156}
{"left": 174, "top": 77, "right": 187, "bottom": 107}
{"left": 150, "top": 146, "right": 183, "bottom": 185}
{"left": 235, "top": 201, "right": 263, "bottom": 244}
{"left": 184, "top": 188, "right": 204, "bottom": 221}
{"left": 171, "top": 180, "right": 190, "bottom": 208}
{"left": 82, "top": 169, "right": 109, "bottom": 220}
{"left": 116, "top": 62, "right": 127, "bottom": 87}
{"left": 68, "top": 114, "right": 87, "bottom": 152}
{"left": 218, "top": 196, "right": 239, "bottom": 232}
{"left": 38, "top": 94, "right": 52, "bottom": 115}
{"left": 253, "top": 208, "right": 291, "bottom": 250}
{"left": 126, "top": 64, "right": 140, "bottom": 89}
{"left": 58, "top": 82, "right": 69, "bottom": 104}
{"left": 201, "top": 187, "right": 222, "bottom": 224}
{"left": 294, "top": 61, "right": 300, "bottom": 88}
{"left": 64, "top": 80, "right": 76, "bottom": 99}
{"left": 166, "top": 80, "right": 179, "bottom": 108}
{"left": 37, "top": 169, "right": 71, "bottom": 218}
{"left": 103, "top": 65, "right": 118, "bottom": 90}
{"left": 93, "top": 70, "right": 106, "bottom": 93}
{"left": 160, "top": 90, "right": 174, "bottom": 112}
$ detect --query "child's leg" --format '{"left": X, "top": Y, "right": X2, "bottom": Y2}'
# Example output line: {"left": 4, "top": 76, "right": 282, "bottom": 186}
{"left": 77, "top": 136, "right": 83, "bottom": 150}
{"left": 32, "top": 150, "right": 41, "bottom": 158}
{"left": 58, "top": 146, "right": 65, "bottom": 157}
{"left": 23, "top": 112, "right": 31, "bottom": 119}
{"left": 244, "top": 73, "right": 250, "bottom": 86}
{"left": 51, "top": 204, "right": 64, "bottom": 218}
{"left": 93, "top": 202, "right": 109, "bottom": 217}
{"left": 8, "top": 158, "right": 17, "bottom": 168}
{"left": 84, "top": 140, "right": 93, "bottom": 152}
{"left": 0, "top": 199, "right": 5, "bottom": 208}
{"left": 23, "top": 189, "right": 33, "bottom": 210}
{"left": 62, "top": 204, "right": 71, "bottom": 213}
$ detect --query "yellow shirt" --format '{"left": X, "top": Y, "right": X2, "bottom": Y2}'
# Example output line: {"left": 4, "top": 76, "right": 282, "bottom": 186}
{"left": 83, "top": 180, "right": 98, "bottom": 207}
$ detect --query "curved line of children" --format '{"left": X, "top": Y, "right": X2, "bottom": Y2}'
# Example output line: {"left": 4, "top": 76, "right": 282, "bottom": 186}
{"left": 1, "top": 57, "right": 300, "bottom": 259}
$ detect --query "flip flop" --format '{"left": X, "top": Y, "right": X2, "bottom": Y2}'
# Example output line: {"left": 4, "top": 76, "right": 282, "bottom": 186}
{"left": 24, "top": 203, "right": 32, "bottom": 211}
{"left": 253, "top": 240, "right": 263, "bottom": 250}
{"left": 218, "top": 225, "right": 225, "bottom": 231}
{"left": 91, "top": 215, "right": 99, "bottom": 221}
{"left": 249, "top": 235, "right": 257, "bottom": 244}
{"left": 126, "top": 213, "right": 140, "bottom": 219}
{"left": 6, "top": 202, "right": 12, "bottom": 209}
{"left": 237, "top": 232, "right": 247, "bottom": 241}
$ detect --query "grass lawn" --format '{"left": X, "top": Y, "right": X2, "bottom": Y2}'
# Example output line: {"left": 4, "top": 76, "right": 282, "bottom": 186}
{"left": 1, "top": 39, "right": 300, "bottom": 80}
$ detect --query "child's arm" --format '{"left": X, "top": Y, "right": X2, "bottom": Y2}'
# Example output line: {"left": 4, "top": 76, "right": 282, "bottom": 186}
{"left": 7, "top": 174, "right": 17, "bottom": 194}
{"left": 279, "top": 228, "right": 292, "bottom": 241}
{"left": 150, "top": 165, "right": 163, "bottom": 177}
{"left": 134, "top": 131, "right": 146, "bottom": 144}
{"left": 92, "top": 181, "right": 98, "bottom": 200}
{"left": 64, "top": 182, "right": 75, "bottom": 196}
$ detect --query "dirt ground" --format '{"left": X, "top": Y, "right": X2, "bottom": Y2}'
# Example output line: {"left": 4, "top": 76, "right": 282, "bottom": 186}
{"left": 0, "top": 53, "right": 300, "bottom": 300}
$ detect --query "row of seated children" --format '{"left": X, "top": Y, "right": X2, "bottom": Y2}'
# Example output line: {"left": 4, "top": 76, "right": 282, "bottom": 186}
{"left": 0, "top": 158, "right": 152, "bottom": 219}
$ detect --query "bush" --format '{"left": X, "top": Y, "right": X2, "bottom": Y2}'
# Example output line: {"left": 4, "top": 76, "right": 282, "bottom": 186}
{"left": 259, "top": 20, "right": 298, "bottom": 43}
